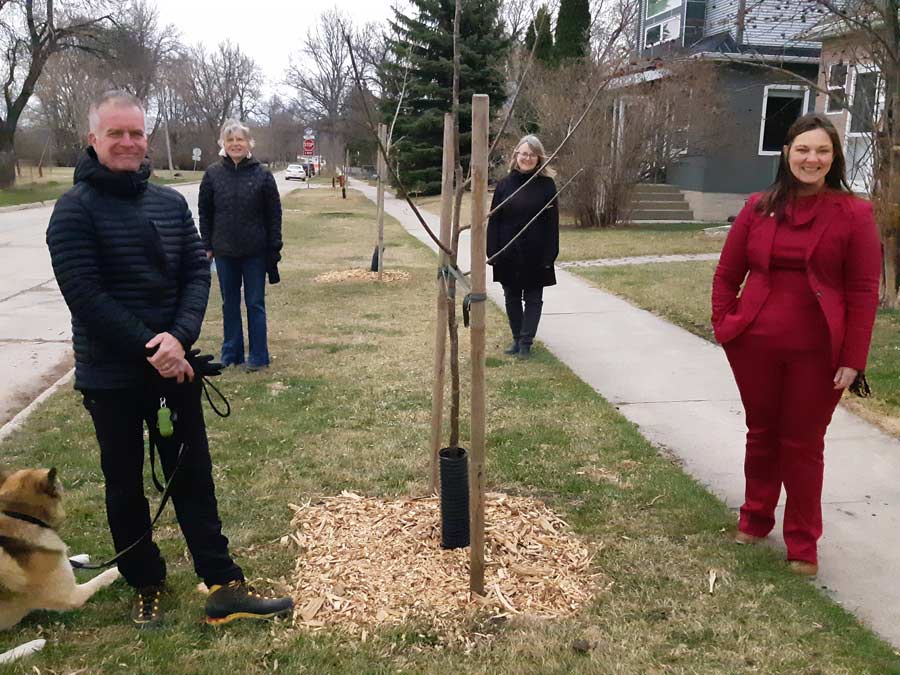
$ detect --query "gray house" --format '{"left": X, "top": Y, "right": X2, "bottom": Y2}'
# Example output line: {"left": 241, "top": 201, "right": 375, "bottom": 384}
{"left": 622, "top": 0, "right": 826, "bottom": 221}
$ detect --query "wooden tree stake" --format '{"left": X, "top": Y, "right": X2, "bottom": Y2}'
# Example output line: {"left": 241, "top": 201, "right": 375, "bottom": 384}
{"left": 429, "top": 114, "right": 456, "bottom": 494}
{"left": 469, "top": 94, "right": 489, "bottom": 595}
{"left": 376, "top": 123, "right": 387, "bottom": 279}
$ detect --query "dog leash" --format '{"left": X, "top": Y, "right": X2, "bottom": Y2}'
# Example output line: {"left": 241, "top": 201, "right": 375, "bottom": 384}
{"left": 70, "top": 370, "right": 230, "bottom": 571}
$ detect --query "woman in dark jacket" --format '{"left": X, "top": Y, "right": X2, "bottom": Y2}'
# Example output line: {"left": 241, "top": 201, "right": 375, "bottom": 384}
{"left": 487, "top": 134, "right": 559, "bottom": 359}
{"left": 199, "top": 119, "right": 282, "bottom": 371}
{"left": 712, "top": 114, "right": 880, "bottom": 577}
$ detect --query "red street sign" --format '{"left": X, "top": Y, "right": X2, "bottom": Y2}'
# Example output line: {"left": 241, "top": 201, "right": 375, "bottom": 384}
{"left": 303, "top": 139, "right": 315, "bottom": 156}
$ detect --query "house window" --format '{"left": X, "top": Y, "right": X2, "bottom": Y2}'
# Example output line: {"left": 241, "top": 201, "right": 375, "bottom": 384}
{"left": 646, "top": 0, "right": 682, "bottom": 20}
{"left": 825, "top": 63, "right": 847, "bottom": 114}
{"left": 849, "top": 70, "right": 880, "bottom": 135}
{"left": 758, "top": 86, "right": 810, "bottom": 155}
{"left": 645, "top": 16, "right": 681, "bottom": 47}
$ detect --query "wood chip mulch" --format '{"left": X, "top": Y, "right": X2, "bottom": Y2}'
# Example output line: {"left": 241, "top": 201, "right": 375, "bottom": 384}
{"left": 313, "top": 269, "right": 411, "bottom": 283}
{"left": 284, "top": 491, "right": 601, "bottom": 639}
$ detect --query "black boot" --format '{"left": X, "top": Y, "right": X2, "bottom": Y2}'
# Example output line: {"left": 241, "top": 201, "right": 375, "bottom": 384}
{"left": 131, "top": 585, "right": 165, "bottom": 630}
{"left": 504, "top": 339, "right": 520, "bottom": 355}
{"left": 516, "top": 343, "right": 532, "bottom": 359}
{"left": 205, "top": 580, "right": 294, "bottom": 625}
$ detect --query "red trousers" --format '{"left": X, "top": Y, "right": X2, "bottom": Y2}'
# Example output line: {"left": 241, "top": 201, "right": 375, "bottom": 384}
{"left": 724, "top": 273, "right": 842, "bottom": 564}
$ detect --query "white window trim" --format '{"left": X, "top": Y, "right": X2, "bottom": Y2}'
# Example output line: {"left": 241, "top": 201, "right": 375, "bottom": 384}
{"left": 646, "top": 0, "right": 681, "bottom": 21}
{"left": 824, "top": 63, "right": 847, "bottom": 116}
{"left": 645, "top": 15, "right": 681, "bottom": 47}
{"left": 846, "top": 64, "right": 883, "bottom": 139}
{"left": 757, "top": 85, "right": 811, "bottom": 156}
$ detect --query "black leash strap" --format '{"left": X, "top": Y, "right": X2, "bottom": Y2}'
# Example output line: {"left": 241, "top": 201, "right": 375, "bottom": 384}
{"left": 70, "top": 373, "right": 231, "bottom": 571}
{"left": 70, "top": 441, "right": 186, "bottom": 571}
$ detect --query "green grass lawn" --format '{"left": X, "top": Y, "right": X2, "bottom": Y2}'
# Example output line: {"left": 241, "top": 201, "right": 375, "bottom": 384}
{"left": 0, "top": 181, "right": 70, "bottom": 207}
{"left": 0, "top": 169, "right": 204, "bottom": 207}
{"left": 558, "top": 223, "right": 727, "bottom": 261}
{"left": 573, "top": 261, "right": 900, "bottom": 437}
{"left": 2, "top": 189, "right": 899, "bottom": 673}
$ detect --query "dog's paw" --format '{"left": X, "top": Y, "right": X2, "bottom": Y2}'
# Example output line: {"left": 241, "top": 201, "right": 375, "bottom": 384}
{"left": 97, "top": 568, "right": 121, "bottom": 586}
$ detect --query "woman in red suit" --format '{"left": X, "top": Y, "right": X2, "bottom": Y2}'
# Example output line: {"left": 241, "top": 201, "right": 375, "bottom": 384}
{"left": 712, "top": 113, "right": 881, "bottom": 577}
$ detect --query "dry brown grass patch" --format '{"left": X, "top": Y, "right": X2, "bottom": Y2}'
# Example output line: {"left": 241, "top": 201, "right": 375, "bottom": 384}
{"left": 285, "top": 491, "right": 601, "bottom": 642}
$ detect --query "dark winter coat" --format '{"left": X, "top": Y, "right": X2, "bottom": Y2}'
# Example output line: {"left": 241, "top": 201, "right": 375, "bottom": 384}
{"left": 486, "top": 170, "right": 559, "bottom": 288}
{"left": 198, "top": 156, "right": 283, "bottom": 264}
{"left": 46, "top": 147, "right": 211, "bottom": 390}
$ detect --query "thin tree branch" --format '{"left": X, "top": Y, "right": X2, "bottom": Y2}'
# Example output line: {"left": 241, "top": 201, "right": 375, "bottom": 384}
{"left": 342, "top": 27, "right": 455, "bottom": 257}
{"left": 485, "top": 168, "right": 583, "bottom": 265}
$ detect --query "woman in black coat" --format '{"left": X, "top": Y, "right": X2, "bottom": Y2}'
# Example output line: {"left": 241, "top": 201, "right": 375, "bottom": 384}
{"left": 487, "top": 134, "right": 559, "bottom": 358}
{"left": 199, "top": 119, "right": 282, "bottom": 371}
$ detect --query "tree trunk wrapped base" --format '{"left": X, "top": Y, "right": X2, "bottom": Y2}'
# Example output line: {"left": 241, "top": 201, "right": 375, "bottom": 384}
{"left": 439, "top": 447, "right": 469, "bottom": 549}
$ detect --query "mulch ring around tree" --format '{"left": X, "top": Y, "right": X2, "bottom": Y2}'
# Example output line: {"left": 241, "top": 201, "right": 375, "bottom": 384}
{"left": 283, "top": 492, "right": 603, "bottom": 645}
{"left": 313, "top": 269, "right": 411, "bottom": 284}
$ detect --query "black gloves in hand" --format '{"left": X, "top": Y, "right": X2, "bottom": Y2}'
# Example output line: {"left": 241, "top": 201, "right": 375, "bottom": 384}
{"left": 268, "top": 264, "right": 280, "bottom": 285}
{"left": 186, "top": 349, "right": 223, "bottom": 377}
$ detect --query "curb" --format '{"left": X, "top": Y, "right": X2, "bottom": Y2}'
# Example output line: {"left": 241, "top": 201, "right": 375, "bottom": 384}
{"left": 0, "top": 199, "right": 57, "bottom": 213}
{"left": 0, "top": 368, "right": 74, "bottom": 443}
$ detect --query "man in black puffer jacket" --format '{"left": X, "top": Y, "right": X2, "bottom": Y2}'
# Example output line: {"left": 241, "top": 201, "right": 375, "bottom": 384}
{"left": 46, "top": 91, "right": 292, "bottom": 629}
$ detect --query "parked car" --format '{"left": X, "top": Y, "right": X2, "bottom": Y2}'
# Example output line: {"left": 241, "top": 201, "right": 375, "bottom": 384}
{"left": 285, "top": 164, "right": 307, "bottom": 181}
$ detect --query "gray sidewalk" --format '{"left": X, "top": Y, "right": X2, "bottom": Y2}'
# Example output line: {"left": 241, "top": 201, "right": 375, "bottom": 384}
{"left": 350, "top": 178, "right": 900, "bottom": 649}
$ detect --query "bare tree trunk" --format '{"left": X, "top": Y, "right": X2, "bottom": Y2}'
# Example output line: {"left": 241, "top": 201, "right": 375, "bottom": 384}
{"left": 447, "top": 0, "right": 464, "bottom": 449}
{"left": 0, "top": 128, "right": 16, "bottom": 188}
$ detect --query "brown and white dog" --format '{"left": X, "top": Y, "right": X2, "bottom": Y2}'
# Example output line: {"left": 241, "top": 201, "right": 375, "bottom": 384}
{"left": 0, "top": 467, "right": 119, "bottom": 632}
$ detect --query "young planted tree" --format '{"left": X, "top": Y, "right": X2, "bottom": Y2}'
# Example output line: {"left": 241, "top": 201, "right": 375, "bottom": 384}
{"left": 0, "top": 0, "right": 115, "bottom": 188}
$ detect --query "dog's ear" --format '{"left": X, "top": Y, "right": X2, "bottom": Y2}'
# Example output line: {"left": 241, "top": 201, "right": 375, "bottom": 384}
{"left": 43, "top": 467, "right": 61, "bottom": 497}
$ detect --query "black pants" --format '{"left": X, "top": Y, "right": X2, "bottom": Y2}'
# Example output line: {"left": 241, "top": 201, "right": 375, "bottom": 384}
{"left": 502, "top": 285, "right": 544, "bottom": 346}
{"left": 82, "top": 377, "right": 243, "bottom": 589}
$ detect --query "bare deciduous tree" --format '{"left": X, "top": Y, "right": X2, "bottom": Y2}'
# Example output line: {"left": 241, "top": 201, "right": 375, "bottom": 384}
{"left": 185, "top": 40, "right": 262, "bottom": 135}
{"left": 0, "top": 0, "right": 116, "bottom": 187}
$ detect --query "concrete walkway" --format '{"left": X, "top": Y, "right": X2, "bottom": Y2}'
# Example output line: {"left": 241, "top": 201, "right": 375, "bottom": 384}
{"left": 350, "top": 178, "right": 900, "bottom": 649}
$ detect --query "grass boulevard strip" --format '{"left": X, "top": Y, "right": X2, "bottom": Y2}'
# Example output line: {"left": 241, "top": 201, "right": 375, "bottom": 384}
{"left": 1, "top": 188, "right": 899, "bottom": 673}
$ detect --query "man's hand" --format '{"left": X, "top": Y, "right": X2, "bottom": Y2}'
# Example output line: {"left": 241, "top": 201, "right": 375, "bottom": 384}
{"left": 206, "top": 250, "right": 214, "bottom": 261}
{"left": 158, "top": 357, "right": 195, "bottom": 383}
{"left": 833, "top": 366, "right": 858, "bottom": 390}
{"left": 146, "top": 332, "right": 186, "bottom": 373}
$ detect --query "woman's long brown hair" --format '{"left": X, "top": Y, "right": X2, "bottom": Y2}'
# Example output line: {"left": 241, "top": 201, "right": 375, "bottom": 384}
{"left": 756, "top": 113, "right": 853, "bottom": 218}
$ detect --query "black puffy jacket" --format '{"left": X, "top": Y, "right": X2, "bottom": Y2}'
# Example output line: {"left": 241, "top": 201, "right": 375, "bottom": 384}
{"left": 486, "top": 170, "right": 559, "bottom": 289}
{"left": 46, "top": 148, "right": 211, "bottom": 390}
{"left": 198, "top": 156, "right": 283, "bottom": 262}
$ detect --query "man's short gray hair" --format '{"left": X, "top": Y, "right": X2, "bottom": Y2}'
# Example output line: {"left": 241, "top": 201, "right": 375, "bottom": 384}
{"left": 88, "top": 90, "right": 145, "bottom": 132}
{"left": 218, "top": 119, "right": 256, "bottom": 149}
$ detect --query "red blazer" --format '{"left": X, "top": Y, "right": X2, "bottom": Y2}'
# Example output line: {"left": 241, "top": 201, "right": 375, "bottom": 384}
{"left": 712, "top": 191, "right": 881, "bottom": 370}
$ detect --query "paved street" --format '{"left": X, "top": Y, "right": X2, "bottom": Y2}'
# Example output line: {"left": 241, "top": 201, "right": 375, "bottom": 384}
{"left": 350, "top": 178, "right": 900, "bottom": 650}
{"left": 0, "top": 171, "right": 298, "bottom": 427}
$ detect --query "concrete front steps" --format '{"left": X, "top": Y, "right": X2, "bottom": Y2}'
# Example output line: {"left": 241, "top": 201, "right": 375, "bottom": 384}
{"left": 630, "top": 183, "right": 694, "bottom": 221}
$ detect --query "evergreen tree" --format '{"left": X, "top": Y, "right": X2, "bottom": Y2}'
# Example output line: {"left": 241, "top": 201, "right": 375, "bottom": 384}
{"left": 554, "top": 0, "right": 590, "bottom": 62}
{"left": 524, "top": 5, "right": 556, "bottom": 67}
{"left": 381, "top": 0, "right": 509, "bottom": 195}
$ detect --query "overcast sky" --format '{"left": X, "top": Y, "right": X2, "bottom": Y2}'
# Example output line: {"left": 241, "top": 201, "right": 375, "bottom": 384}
{"left": 152, "top": 0, "right": 396, "bottom": 96}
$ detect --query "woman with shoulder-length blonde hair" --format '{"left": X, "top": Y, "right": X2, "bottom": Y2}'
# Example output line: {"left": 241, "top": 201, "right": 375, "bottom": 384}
{"left": 199, "top": 119, "right": 283, "bottom": 371}
{"left": 487, "top": 134, "right": 559, "bottom": 359}
{"left": 712, "top": 113, "right": 880, "bottom": 577}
